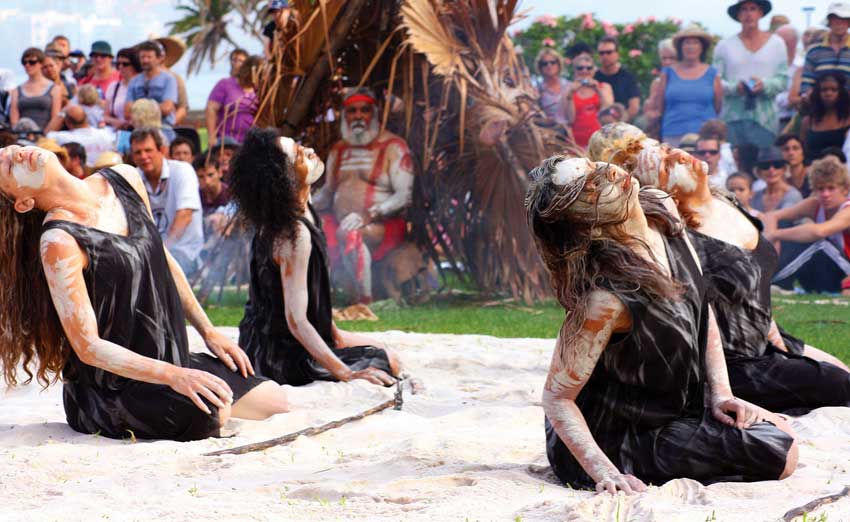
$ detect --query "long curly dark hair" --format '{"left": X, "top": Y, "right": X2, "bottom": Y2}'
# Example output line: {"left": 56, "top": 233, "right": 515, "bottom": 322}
{"left": 526, "top": 156, "right": 684, "bottom": 347}
{"left": 810, "top": 72, "right": 850, "bottom": 124}
{"left": 228, "top": 127, "right": 302, "bottom": 244}
{"left": 0, "top": 197, "right": 70, "bottom": 386}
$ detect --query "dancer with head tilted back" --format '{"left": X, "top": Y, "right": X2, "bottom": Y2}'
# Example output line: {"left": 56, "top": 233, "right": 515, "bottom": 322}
{"left": 527, "top": 155, "right": 796, "bottom": 493}
{"left": 0, "top": 145, "right": 289, "bottom": 441}
{"left": 587, "top": 123, "right": 850, "bottom": 413}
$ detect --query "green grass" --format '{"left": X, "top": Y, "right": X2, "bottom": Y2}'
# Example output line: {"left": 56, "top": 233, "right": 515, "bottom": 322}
{"left": 202, "top": 291, "right": 849, "bottom": 362}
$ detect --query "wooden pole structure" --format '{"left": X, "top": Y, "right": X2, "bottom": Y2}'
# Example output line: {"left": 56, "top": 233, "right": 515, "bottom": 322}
{"left": 204, "top": 379, "right": 404, "bottom": 457}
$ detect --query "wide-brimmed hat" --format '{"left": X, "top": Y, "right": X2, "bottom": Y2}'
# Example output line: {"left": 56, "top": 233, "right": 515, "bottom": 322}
{"left": 679, "top": 133, "right": 700, "bottom": 153}
{"left": 672, "top": 24, "right": 713, "bottom": 51}
{"left": 89, "top": 41, "right": 113, "bottom": 57}
{"left": 824, "top": 2, "right": 850, "bottom": 25}
{"left": 93, "top": 151, "right": 123, "bottom": 170}
{"left": 146, "top": 35, "right": 186, "bottom": 68}
{"left": 727, "top": 0, "right": 772, "bottom": 21}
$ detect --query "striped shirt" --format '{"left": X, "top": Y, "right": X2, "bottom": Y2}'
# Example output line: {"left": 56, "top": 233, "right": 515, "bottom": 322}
{"left": 801, "top": 35, "right": 850, "bottom": 93}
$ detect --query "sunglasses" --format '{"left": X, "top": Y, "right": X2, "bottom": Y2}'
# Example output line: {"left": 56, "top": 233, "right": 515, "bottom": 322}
{"left": 91, "top": 53, "right": 111, "bottom": 59}
{"left": 758, "top": 161, "right": 786, "bottom": 170}
{"left": 574, "top": 65, "right": 593, "bottom": 71}
{"left": 538, "top": 59, "right": 559, "bottom": 67}
{"left": 694, "top": 149, "right": 719, "bottom": 156}
{"left": 21, "top": 59, "right": 40, "bottom": 66}
{"left": 599, "top": 50, "right": 617, "bottom": 55}
{"left": 115, "top": 60, "right": 132, "bottom": 67}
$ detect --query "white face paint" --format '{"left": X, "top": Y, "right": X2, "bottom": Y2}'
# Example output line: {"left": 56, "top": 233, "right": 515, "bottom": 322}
{"left": 633, "top": 145, "right": 662, "bottom": 188}
{"left": 279, "top": 137, "right": 325, "bottom": 186}
{"left": 12, "top": 151, "right": 46, "bottom": 190}
{"left": 667, "top": 162, "right": 699, "bottom": 193}
{"left": 552, "top": 157, "right": 592, "bottom": 186}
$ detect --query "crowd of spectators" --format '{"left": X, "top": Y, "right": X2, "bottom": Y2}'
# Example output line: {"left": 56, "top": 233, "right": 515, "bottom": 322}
{"left": 534, "top": 0, "right": 850, "bottom": 293}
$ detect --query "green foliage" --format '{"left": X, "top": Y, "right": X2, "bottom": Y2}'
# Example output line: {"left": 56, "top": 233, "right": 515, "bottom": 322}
{"left": 512, "top": 13, "right": 688, "bottom": 97}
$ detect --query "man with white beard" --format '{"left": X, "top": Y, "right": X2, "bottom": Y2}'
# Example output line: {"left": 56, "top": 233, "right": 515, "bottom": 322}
{"left": 313, "top": 88, "right": 415, "bottom": 304}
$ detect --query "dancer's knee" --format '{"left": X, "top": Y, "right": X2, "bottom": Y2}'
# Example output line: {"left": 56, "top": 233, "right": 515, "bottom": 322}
{"left": 779, "top": 440, "right": 799, "bottom": 479}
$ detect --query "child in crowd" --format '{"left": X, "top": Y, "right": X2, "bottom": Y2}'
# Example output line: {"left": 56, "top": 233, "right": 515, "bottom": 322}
{"left": 727, "top": 172, "right": 760, "bottom": 218}
{"left": 75, "top": 85, "right": 105, "bottom": 128}
{"left": 170, "top": 136, "right": 196, "bottom": 163}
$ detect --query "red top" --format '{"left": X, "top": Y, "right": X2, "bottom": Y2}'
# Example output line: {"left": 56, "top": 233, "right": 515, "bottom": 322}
{"left": 79, "top": 70, "right": 121, "bottom": 98}
{"left": 571, "top": 90, "right": 601, "bottom": 148}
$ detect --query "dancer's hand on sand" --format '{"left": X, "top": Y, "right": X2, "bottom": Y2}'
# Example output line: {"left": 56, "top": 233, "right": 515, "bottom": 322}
{"left": 204, "top": 329, "right": 255, "bottom": 378}
{"left": 595, "top": 473, "right": 647, "bottom": 495}
{"left": 350, "top": 367, "right": 396, "bottom": 387}
{"left": 169, "top": 367, "right": 234, "bottom": 415}
{"left": 712, "top": 397, "right": 764, "bottom": 429}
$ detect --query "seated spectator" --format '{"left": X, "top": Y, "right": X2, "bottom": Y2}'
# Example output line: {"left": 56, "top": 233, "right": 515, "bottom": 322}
{"left": 565, "top": 43, "right": 613, "bottom": 149}
{"left": 642, "top": 38, "right": 677, "bottom": 138}
{"left": 659, "top": 24, "right": 722, "bottom": 146}
{"left": 43, "top": 45, "right": 74, "bottom": 106}
{"left": 104, "top": 47, "right": 141, "bottom": 129}
{"left": 75, "top": 84, "right": 105, "bottom": 128}
{"left": 774, "top": 24, "right": 802, "bottom": 128}
{"left": 699, "top": 119, "right": 737, "bottom": 175}
{"left": 800, "top": 3, "right": 850, "bottom": 96}
{"left": 62, "top": 141, "right": 87, "bottom": 179}
{"left": 727, "top": 172, "right": 761, "bottom": 217}
{"left": 124, "top": 41, "right": 178, "bottom": 126}
{"left": 766, "top": 156, "right": 850, "bottom": 293}
{"left": 130, "top": 127, "right": 204, "bottom": 275}
{"left": 534, "top": 47, "right": 569, "bottom": 124}
{"left": 9, "top": 47, "right": 61, "bottom": 132}
{"left": 777, "top": 133, "right": 811, "bottom": 197}
{"left": 595, "top": 35, "right": 641, "bottom": 121}
{"left": 49, "top": 35, "right": 78, "bottom": 94}
{"left": 694, "top": 133, "right": 729, "bottom": 188}
{"left": 78, "top": 41, "right": 120, "bottom": 98}
{"left": 714, "top": 0, "right": 787, "bottom": 148}
{"left": 802, "top": 73, "right": 850, "bottom": 160}
{"left": 752, "top": 146, "right": 803, "bottom": 217}
{"left": 193, "top": 156, "right": 231, "bottom": 216}
{"left": 170, "top": 136, "right": 195, "bottom": 163}
{"left": 46, "top": 105, "right": 115, "bottom": 167}
{"left": 205, "top": 55, "right": 261, "bottom": 144}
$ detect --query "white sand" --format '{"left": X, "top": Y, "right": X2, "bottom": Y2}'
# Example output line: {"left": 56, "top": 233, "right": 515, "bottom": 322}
{"left": 3, "top": 328, "right": 850, "bottom": 522}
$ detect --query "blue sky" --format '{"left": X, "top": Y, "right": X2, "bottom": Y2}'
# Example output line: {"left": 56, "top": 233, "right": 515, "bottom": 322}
{"left": 0, "top": 0, "right": 832, "bottom": 107}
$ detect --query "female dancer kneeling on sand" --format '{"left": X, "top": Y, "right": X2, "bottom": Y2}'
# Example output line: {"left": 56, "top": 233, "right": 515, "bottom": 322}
{"left": 229, "top": 128, "right": 401, "bottom": 387}
{"left": 587, "top": 123, "right": 850, "bottom": 413}
{"left": 526, "top": 156, "right": 797, "bottom": 493}
{"left": 0, "top": 145, "right": 289, "bottom": 441}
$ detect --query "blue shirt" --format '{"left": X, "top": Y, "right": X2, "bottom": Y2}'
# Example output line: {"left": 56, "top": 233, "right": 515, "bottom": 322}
{"left": 661, "top": 65, "right": 718, "bottom": 139}
{"left": 801, "top": 36, "right": 850, "bottom": 93}
{"left": 126, "top": 71, "right": 178, "bottom": 125}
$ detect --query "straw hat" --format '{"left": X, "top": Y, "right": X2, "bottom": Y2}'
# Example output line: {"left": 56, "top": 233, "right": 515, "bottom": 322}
{"left": 93, "top": 151, "right": 124, "bottom": 170}
{"left": 148, "top": 35, "right": 186, "bottom": 68}
{"left": 672, "top": 24, "right": 713, "bottom": 51}
{"left": 727, "top": 0, "right": 772, "bottom": 21}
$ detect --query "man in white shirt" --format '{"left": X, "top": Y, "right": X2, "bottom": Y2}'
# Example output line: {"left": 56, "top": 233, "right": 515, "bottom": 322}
{"left": 130, "top": 127, "right": 204, "bottom": 275}
{"left": 47, "top": 105, "right": 115, "bottom": 167}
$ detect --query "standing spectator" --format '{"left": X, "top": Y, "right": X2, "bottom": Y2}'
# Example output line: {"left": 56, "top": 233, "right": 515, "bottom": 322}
{"left": 78, "top": 41, "right": 120, "bottom": 98}
{"left": 774, "top": 24, "right": 802, "bottom": 128}
{"left": 42, "top": 47, "right": 72, "bottom": 109}
{"left": 125, "top": 41, "right": 178, "bottom": 126}
{"left": 565, "top": 43, "right": 613, "bottom": 149}
{"left": 229, "top": 48, "right": 248, "bottom": 77}
{"left": 594, "top": 36, "right": 641, "bottom": 121}
{"left": 155, "top": 36, "right": 190, "bottom": 125}
{"left": 130, "top": 127, "right": 204, "bottom": 275}
{"left": 765, "top": 156, "right": 850, "bottom": 293}
{"left": 9, "top": 48, "right": 61, "bottom": 132}
{"left": 205, "top": 55, "right": 261, "bottom": 144}
{"left": 777, "top": 134, "right": 811, "bottom": 197}
{"left": 695, "top": 134, "right": 729, "bottom": 189}
{"left": 802, "top": 73, "right": 850, "bottom": 161}
{"left": 714, "top": 0, "right": 787, "bottom": 149}
{"left": 68, "top": 49, "right": 87, "bottom": 80}
{"left": 535, "top": 48, "right": 569, "bottom": 124}
{"left": 642, "top": 38, "right": 677, "bottom": 137}
{"left": 263, "top": 0, "right": 294, "bottom": 57}
{"left": 49, "top": 35, "right": 78, "bottom": 95}
{"left": 800, "top": 3, "right": 850, "bottom": 96}
{"left": 47, "top": 105, "right": 115, "bottom": 168}
{"left": 658, "top": 25, "right": 722, "bottom": 146}
{"left": 62, "top": 141, "right": 87, "bottom": 179}
{"left": 104, "top": 47, "right": 141, "bottom": 129}
{"left": 751, "top": 146, "right": 803, "bottom": 216}
{"left": 169, "top": 136, "right": 196, "bottom": 163}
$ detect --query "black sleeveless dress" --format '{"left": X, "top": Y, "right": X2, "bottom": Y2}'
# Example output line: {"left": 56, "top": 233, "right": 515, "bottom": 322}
{"left": 688, "top": 199, "right": 850, "bottom": 412}
{"left": 239, "top": 205, "right": 392, "bottom": 386}
{"left": 42, "top": 168, "right": 266, "bottom": 441}
{"left": 545, "top": 232, "right": 793, "bottom": 488}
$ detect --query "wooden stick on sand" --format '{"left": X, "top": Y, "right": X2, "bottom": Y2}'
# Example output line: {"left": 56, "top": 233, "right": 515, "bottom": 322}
{"left": 205, "top": 380, "right": 405, "bottom": 457}
{"left": 782, "top": 485, "right": 850, "bottom": 521}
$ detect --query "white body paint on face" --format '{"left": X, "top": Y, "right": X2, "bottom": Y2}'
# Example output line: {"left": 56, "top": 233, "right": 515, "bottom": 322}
{"left": 633, "top": 146, "right": 662, "bottom": 187}
{"left": 667, "top": 163, "right": 699, "bottom": 193}
{"left": 552, "top": 158, "right": 592, "bottom": 186}
{"left": 12, "top": 153, "right": 46, "bottom": 189}
{"left": 279, "top": 137, "right": 325, "bottom": 185}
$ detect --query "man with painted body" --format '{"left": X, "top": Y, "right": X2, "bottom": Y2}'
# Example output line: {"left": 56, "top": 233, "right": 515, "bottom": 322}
{"left": 313, "top": 89, "right": 415, "bottom": 303}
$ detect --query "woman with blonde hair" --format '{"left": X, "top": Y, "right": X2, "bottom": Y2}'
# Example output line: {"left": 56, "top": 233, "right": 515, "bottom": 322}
{"left": 535, "top": 47, "right": 569, "bottom": 125}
